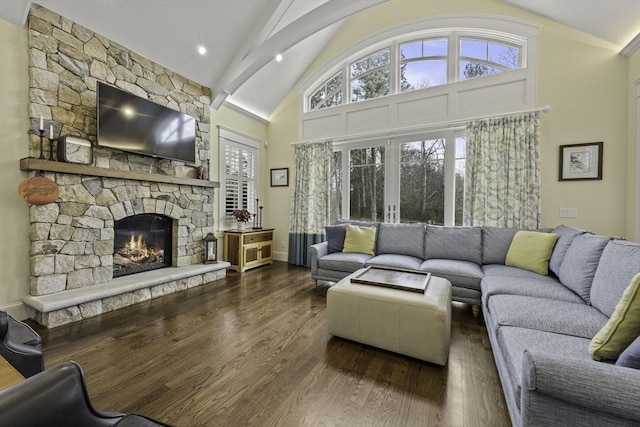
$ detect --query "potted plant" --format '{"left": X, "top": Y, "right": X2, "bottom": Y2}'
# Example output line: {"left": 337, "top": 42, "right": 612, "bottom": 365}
{"left": 231, "top": 209, "right": 252, "bottom": 231}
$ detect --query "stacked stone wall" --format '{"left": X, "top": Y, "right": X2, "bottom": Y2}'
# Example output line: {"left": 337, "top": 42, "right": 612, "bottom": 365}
{"left": 29, "top": 173, "right": 214, "bottom": 296}
{"left": 27, "top": 4, "right": 211, "bottom": 177}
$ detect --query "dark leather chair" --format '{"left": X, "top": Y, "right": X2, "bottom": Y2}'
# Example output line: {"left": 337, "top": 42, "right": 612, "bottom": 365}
{"left": 0, "top": 311, "right": 44, "bottom": 377}
{"left": 0, "top": 361, "right": 172, "bottom": 427}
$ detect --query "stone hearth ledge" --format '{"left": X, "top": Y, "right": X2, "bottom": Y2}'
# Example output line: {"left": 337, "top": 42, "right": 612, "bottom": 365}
{"left": 23, "top": 263, "right": 230, "bottom": 328}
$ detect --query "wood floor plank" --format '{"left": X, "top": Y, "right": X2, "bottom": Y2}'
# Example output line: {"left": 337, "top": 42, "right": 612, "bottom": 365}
{"left": 30, "top": 262, "right": 510, "bottom": 426}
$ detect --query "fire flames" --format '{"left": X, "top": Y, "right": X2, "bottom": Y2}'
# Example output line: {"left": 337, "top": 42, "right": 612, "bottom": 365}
{"left": 117, "top": 233, "right": 162, "bottom": 263}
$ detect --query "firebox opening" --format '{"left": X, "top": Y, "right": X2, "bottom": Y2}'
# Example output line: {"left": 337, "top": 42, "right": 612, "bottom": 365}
{"left": 113, "top": 214, "right": 173, "bottom": 277}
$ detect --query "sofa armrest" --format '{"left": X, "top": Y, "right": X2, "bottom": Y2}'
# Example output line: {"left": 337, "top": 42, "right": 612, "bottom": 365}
{"left": 521, "top": 350, "right": 640, "bottom": 426}
{"left": 309, "top": 242, "right": 328, "bottom": 276}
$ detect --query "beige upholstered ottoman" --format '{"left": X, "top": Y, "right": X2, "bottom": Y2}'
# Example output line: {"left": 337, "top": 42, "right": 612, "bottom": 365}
{"left": 326, "top": 269, "right": 452, "bottom": 365}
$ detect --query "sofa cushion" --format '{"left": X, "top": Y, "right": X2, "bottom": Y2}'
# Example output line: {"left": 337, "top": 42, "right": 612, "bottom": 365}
{"left": 419, "top": 259, "right": 483, "bottom": 290}
{"left": 482, "top": 227, "right": 519, "bottom": 265}
{"left": 376, "top": 223, "right": 425, "bottom": 259}
{"left": 481, "top": 275, "right": 584, "bottom": 309}
{"left": 487, "top": 295, "right": 607, "bottom": 339}
{"left": 505, "top": 231, "right": 558, "bottom": 275}
{"left": 497, "top": 326, "right": 592, "bottom": 410}
{"left": 326, "top": 224, "right": 347, "bottom": 254}
{"left": 318, "top": 252, "right": 373, "bottom": 272}
{"left": 559, "top": 234, "right": 610, "bottom": 304}
{"left": 481, "top": 264, "right": 557, "bottom": 281}
{"left": 616, "top": 336, "right": 640, "bottom": 369}
{"left": 548, "top": 225, "right": 587, "bottom": 276}
{"left": 366, "top": 254, "right": 423, "bottom": 271}
{"left": 342, "top": 224, "right": 377, "bottom": 255}
{"left": 424, "top": 225, "right": 482, "bottom": 265}
{"left": 590, "top": 273, "right": 640, "bottom": 361}
{"left": 590, "top": 240, "right": 640, "bottom": 317}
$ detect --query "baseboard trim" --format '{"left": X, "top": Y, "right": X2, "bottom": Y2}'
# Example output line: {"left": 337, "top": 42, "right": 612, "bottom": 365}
{"left": 0, "top": 301, "right": 29, "bottom": 320}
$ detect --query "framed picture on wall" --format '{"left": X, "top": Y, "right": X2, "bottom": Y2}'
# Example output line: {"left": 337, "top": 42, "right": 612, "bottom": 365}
{"left": 270, "top": 168, "right": 289, "bottom": 187}
{"left": 559, "top": 142, "right": 603, "bottom": 181}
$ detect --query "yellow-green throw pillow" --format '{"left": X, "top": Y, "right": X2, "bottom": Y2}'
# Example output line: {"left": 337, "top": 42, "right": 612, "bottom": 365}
{"left": 505, "top": 231, "right": 559, "bottom": 275}
{"left": 342, "top": 224, "right": 376, "bottom": 255}
{"left": 590, "top": 273, "right": 640, "bottom": 361}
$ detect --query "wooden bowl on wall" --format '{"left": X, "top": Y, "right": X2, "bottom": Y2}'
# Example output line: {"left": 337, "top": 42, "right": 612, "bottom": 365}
{"left": 18, "top": 175, "right": 59, "bottom": 205}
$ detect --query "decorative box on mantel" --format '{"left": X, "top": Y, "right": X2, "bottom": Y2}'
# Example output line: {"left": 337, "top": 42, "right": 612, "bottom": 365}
{"left": 20, "top": 159, "right": 228, "bottom": 328}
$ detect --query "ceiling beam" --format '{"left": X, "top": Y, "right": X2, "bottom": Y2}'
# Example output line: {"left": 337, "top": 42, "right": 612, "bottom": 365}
{"left": 210, "top": 0, "right": 388, "bottom": 109}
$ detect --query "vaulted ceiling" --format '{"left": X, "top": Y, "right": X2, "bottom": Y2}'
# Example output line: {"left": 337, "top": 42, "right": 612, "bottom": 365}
{"left": 1, "top": 0, "right": 638, "bottom": 121}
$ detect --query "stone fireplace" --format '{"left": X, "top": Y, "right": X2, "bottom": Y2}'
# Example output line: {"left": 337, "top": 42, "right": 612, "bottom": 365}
{"left": 22, "top": 166, "right": 229, "bottom": 328}
{"left": 22, "top": 4, "right": 230, "bottom": 328}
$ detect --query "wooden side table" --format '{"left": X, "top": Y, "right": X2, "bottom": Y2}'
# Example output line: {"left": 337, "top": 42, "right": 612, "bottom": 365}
{"left": 224, "top": 228, "right": 274, "bottom": 273}
{"left": 0, "top": 356, "right": 24, "bottom": 390}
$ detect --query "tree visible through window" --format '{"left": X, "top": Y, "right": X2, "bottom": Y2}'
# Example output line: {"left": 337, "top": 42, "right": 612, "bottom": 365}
{"left": 399, "top": 39, "right": 448, "bottom": 92}
{"left": 306, "top": 31, "right": 524, "bottom": 111}
{"left": 309, "top": 72, "right": 342, "bottom": 111}
{"left": 460, "top": 38, "right": 519, "bottom": 80}
{"left": 350, "top": 49, "right": 390, "bottom": 103}
{"left": 349, "top": 146, "right": 385, "bottom": 221}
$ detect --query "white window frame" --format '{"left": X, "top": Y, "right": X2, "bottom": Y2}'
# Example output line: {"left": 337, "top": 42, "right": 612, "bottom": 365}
{"left": 334, "top": 128, "right": 465, "bottom": 226}
{"left": 304, "top": 25, "right": 529, "bottom": 113}
{"left": 218, "top": 127, "right": 260, "bottom": 230}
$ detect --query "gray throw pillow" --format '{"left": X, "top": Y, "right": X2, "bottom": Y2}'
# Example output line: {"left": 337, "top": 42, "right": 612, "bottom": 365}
{"left": 376, "top": 223, "right": 425, "bottom": 259}
{"left": 482, "top": 227, "right": 519, "bottom": 265}
{"left": 326, "top": 224, "right": 346, "bottom": 253}
{"left": 616, "top": 335, "right": 640, "bottom": 369}
{"left": 591, "top": 240, "right": 640, "bottom": 317}
{"left": 424, "top": 225, "right": 482, "bottom": 264}
{"left": 548, "top": 225, "right": 587, "bottom": 276}
{"left": 558, "top": 234, "right": 610, "bottom": 304}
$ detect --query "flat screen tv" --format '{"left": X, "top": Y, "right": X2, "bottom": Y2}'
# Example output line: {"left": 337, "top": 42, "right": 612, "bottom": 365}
{"left": 97, "top": 82, "right": 196, "bottom": 163}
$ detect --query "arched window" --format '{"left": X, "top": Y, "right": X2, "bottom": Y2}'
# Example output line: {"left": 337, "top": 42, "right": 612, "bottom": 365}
{"left": 459, "top": 37, "right": 520, "bottom": 80}
{"left": 306, "top": 30, "right": 526, "bottom": 112}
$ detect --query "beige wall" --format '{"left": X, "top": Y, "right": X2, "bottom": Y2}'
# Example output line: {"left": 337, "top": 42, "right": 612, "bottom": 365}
{"left": 627, "top": 49, "right": 640, "bottom": 241}
{"left": 0, "top": 19, "right": 30, "bottom": 316}
{"left": 266, "top": 0, "right": 636, "bottom": 256}
{"left": 209, "top": 106, "right": 269, "bottom": 255}
{"left": 264, "top": 91, "right": 298, "bottom": 260}
{"left": 537, "top": 23, "right": 629, "bottom": 237}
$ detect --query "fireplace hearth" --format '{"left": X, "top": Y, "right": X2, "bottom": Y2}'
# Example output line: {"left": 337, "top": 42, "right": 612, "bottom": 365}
{"left": 114, "top": 214, "right": 173, "bottom": 278}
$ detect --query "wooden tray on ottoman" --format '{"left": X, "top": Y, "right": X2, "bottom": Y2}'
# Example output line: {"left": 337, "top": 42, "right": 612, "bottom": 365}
{"left": 350, "top": 266, "right": 431, "bottom": 293}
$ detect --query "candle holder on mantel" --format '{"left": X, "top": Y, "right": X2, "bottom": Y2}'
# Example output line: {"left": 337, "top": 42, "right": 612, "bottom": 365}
{"left": 48, "top": 137, "right": 56, "bottom": 161}
{"left": 38, "top": 129, "right": 45, "bottom": 159}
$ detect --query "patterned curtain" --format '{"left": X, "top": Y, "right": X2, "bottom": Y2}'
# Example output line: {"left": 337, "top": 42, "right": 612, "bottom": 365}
{"left": 288, "top": 140, "right": 333, "bottom": 266}
{"left": 464, "top": 112, "right": 540, "bottom": 229}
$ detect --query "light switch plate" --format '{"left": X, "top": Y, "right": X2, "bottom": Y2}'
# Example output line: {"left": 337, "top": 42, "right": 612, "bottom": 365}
{"left": 559, "top": 207, "right": 578, "bottom": 218}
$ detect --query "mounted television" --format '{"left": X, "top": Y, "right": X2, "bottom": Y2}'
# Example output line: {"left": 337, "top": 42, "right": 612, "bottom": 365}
{"left": 97, "top": 82, "right": 196, "bottom": 163}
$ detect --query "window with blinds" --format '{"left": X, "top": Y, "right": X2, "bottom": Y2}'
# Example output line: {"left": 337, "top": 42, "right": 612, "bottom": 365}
{"left": 219, "top": 128, "right": 260, "bottom": 229}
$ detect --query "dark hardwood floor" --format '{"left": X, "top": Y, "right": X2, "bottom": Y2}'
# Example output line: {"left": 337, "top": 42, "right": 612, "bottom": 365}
{"left": 32, "top": 262, "right": 510, "bottom": 427}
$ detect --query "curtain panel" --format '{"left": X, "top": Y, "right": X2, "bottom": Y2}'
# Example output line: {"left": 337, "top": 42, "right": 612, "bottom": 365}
{"left": 288, "top": 141, "right": 332, "bottom": 266}
{"left": 463, "top": 112, "right": 541, "bottom": 229}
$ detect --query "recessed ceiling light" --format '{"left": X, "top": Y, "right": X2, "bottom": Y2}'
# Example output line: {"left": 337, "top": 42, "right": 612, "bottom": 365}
{"left": 275, "top": 53, "right": 283, "bottom": 62}
{"left": 198, "top": 46, "right": 207, "bottom": 55}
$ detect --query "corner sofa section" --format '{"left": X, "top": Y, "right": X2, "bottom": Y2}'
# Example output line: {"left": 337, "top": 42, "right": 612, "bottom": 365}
{"left": 310, "top": 223, "right": 640, "bottom": 426}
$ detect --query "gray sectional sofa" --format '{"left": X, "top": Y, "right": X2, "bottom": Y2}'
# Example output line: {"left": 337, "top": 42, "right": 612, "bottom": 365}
{"left": 309, "top": 222, "right": 640, "bottom": 426}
